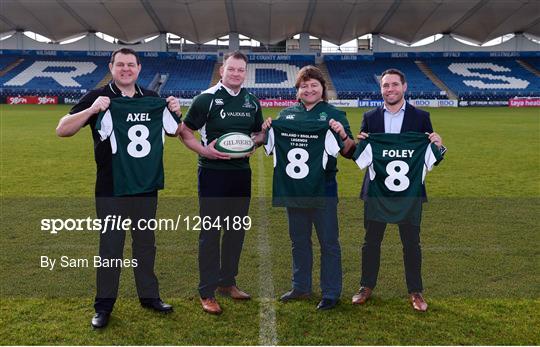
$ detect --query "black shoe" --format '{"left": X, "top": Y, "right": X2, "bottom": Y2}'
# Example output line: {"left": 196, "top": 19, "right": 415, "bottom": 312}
{"left": 317, "top": 298, "right": 339, "bottom": 310}
{"left": 279, "top": 289, "right": 311, "bottom": 302}
{"left": 141, "top": 299, "right": 173, "bottom": 313}
{"left": 91, "top": 312, "right": 110, "bottom": 329}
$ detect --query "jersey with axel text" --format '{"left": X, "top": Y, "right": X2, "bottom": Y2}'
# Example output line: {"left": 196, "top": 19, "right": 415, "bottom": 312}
{"left": 353, "top": 132, "right": 442, "bottom": 225}
{"left": 265, "top": 119, "right": 343, "bottom": 208}
{"left": 184, "top": 82, "right": 263, "bottom": 170}
{"left": 96, "top": 97, "right": 181, "bottom": 196}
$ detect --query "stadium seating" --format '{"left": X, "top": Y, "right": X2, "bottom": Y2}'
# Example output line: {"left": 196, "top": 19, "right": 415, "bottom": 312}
{"left": 140, "top": 59, "right": 313, "bottom": 99}
{"left": 522, "top": 58, "right": 540, "bottom": 73}
{"left": 242, "top": 61, "right": 313, "bottom": 99}
{"left": 0, "top": 56, "right": 109, "bottom": 97}
{"left": 5, "top": 61, "right": 99, "bottom": 87}
{"left": 325, "top": 58, "right": 443, "bottom": 100}
{"left": 0, "top": 55, "right": 21, "bottom": 71}
{"left": 1, "top": 53, "right": 539, "bottom": 102}
{"left": 425, "top": 58, "right": 540, "bottom": 100}
{"left": 0, "top": 54, "right": 216, "bottom": 100}
{"left": 142, "top": 57, "right": 214, "bottom": 98}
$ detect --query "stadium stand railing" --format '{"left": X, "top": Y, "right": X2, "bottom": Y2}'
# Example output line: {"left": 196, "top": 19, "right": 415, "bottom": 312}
{"left": 516, "top": 58, "right": 540, "bottom": 78}
{"left": 316, "top": 63, "right": 337, "bottom": 99}
{"left": 0, "top": 57, "right": 25, "bottom": 77}
{"left": 414, "top": 60, "right": 457, "bottom": 99}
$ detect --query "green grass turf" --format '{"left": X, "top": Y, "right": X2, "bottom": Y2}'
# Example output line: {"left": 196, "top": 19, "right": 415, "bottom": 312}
{"left": 1, "top": 104, "right": 539, "bottom": 345}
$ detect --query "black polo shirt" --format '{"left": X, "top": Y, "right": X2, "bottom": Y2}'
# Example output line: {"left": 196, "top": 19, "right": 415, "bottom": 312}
{"left": 69, "top": 82, "right": 159, "bottom": 196}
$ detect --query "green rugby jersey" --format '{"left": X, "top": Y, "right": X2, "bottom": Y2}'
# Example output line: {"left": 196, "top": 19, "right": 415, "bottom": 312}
{"left": 96, "top": 97, "right": 181, "bottom": 196}
{"left": 265, "top": 119, "right": 343, "bottom": 208}
{"left": 353, "top": 132, "right": 443, "bottom": 225}
{"left": 277, "top": 101, "right": 352, "bottom": 178}
{"left": 184, "top": 82, "right": 263, "bottom": 169}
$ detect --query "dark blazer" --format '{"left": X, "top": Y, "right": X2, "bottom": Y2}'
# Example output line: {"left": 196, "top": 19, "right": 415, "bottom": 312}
{"left": 359, "top": 102, "right": 434, "bottom": 200}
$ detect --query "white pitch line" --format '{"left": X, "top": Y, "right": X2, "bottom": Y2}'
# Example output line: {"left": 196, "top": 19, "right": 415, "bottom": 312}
{"left": 257, "top": 152, "right": 278, "bottom": 346}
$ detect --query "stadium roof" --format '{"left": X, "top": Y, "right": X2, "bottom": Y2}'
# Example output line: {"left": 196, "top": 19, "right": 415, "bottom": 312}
{"left": 1, "top": 0, "right": 539, "bottom": 45}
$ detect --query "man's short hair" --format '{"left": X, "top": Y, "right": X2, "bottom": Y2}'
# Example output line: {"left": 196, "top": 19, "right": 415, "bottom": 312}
{"left": 110, "top": 48, "right": 140, "bottom": 65}
{"left": 295, "top": 65, "right": 328, "bottom": 101}
{"left": 381, "top": 68, "right": 406, "bottom": 84}
{"left": 223, "top": 51, "right": 248, "bottom": 65}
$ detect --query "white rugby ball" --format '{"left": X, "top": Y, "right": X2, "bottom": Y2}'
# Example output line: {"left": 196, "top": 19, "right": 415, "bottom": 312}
{"left": 215, "top": 132, "right": 254, "bottom": 158}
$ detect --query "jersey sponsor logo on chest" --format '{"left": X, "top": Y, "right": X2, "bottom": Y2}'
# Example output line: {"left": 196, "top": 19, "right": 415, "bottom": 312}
{"left": 219, "top": 109, "right": 252, "bottom": 119}
{"left": 382, "top": 149, "right": 414, "bottom": 158}
{"left": 126, "top": 113, "right": 151, "bottom": 122}
{"left": 243, "top": 95, "right": 255, "bottom": 109}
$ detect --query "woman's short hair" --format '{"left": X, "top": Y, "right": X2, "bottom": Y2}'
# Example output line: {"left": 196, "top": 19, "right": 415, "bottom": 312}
{"left": 295, "top": 65, "right": 328, "bottom": 101}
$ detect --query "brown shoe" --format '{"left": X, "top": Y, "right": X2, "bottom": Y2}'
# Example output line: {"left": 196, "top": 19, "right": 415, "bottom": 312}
{"left": 217, "top": 286, "right": 251, "bottom": 300}
{"left": 200, "top": 297, "right": 222, "bottom": 315}
{"left": 352, "top": 287, "right": 372, "bottom": 305}
{"left": 410, "top": 292, "right": 428, "bottom": 312}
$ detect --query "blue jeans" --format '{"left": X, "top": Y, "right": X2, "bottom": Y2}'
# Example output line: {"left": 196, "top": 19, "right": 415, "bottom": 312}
{"left": 285, "top": 179, "right": 342, "bottom": 300}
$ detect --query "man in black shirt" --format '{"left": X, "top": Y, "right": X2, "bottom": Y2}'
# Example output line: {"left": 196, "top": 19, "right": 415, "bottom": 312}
{"left": 56, "top": 48, "right": 181, "bottom": 329}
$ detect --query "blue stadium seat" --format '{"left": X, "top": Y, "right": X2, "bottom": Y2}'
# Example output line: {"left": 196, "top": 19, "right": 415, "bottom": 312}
{"left": 325, "top": 58, "right": 443, "bottom": 100}
{"left": 2, "top": 54, "right": 538, "bottom": 102}
{"left": 426, "top": 58, "right": 540, "bottom": 100}
{"left": 152, "top": 57, "right": 214, "bottom": 97}
{"left": 0, "top": 56, "right": 21, "bottom": 70}
{"left": 523, "top": 58, "right": 540, "bottom": 72}
{"left": 0, "top": 56, "right": 109, "bottom": 96}
{"left": 0, "top": 55, "right": 215, "bottom": 99}
{"left": 242, "top": 60, "right": 314, "bottom": 99}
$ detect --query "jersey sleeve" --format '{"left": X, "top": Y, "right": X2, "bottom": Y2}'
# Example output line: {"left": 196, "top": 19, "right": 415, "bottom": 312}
{"left": 424, "top": 143, "right": 444, "bottom": 171}
{"left": 353, "top": 140, "right": 373, "bottom": 170}
{"left": 337, "top": 111, "right": 353, "bottom": 139}
{"left": 183, "top": 94, "right": 211, "bottom": 131}
{"left": 252, "top": 98, "right": 263, "bottom": 132}
{"left": 162, "top": 107, "right": 181, "bottom": 135}
{"left": 95, "top": 109, "right": 113, "bottom": 141}
{"left": 324, "top": 129, "right": 343, "bottom": 158}
{"left": 264, "top": 128, "right": 275, "bottom": 156}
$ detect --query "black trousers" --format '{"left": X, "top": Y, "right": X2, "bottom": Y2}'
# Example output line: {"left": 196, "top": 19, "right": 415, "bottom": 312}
{"left": 361, "top": 219, "right": 423, "bottom": 293}
{"left": 94, "top": 192, "right": 160, "bottom": 313}
{"left": 197, "top": 167, "right": 251, "bottom": 298}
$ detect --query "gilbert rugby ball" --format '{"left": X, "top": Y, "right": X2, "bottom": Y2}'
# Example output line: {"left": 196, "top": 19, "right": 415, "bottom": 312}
{"left": 215, "top": 132, "right": 255, "bottom": 158}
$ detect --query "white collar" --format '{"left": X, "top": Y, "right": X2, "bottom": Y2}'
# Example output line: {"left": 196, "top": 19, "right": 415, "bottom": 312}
{"left": 219, "top": 81, "right": 242, "bottom": 96}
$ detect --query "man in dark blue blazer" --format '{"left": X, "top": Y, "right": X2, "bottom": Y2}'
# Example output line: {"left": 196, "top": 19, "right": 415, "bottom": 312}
{"left": 351, "top": 69, "right": 446, "bottom": 312}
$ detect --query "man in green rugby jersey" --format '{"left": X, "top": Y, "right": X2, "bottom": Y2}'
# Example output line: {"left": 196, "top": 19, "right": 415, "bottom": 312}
{"left": 179, "top": 51, "right": 265, "bottom": 315}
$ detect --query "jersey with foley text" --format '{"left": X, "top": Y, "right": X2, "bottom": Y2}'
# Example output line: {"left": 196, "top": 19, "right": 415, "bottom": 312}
{"left": 353, "top": 132, "right": 442, "bottom": 225}
{"left": 96, "top": 97, "right": 180, "bottom": 196}
{"left": 265, "top": 119, "right": 343, "bottom": 208}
